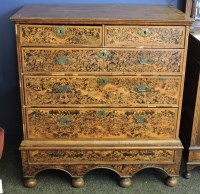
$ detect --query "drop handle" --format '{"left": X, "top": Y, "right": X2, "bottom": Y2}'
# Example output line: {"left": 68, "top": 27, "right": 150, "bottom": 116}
{"left": 135, "top": 84, "right": 151, "bottom": 93}
{"left": 55, "top": 85, "right": 71, "bottom": 93}
{"left": 57, "top": 117, "right": 71, "bottom": 125}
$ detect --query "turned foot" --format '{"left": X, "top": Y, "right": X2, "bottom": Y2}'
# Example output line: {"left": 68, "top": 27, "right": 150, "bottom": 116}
{"left": 71, "top": 177, "right": 84, "bottom": 188}
{"left": 24, "top": 178, "right": 37, "bottom": 188}
{"left": 119, "top": 177, "right": 132, "bottom": 188}
{"left": 165, "top": 176, "right": 178, "bottom": 187}
{"left": 183, "top": 172, "right": 191, "bottom": 179}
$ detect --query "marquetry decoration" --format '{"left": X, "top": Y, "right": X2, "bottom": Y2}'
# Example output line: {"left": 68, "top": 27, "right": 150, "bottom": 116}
{"left": 26, "top": 108, "right": 178, "bottom": 140}
{"left": 24, "top": 76, "right": 181, "bottom": 106}
{"left": 105, "top": 26, "right": 185, "bottom": 47}
{"left": 20, "top": 25, "right": 102, "bottom": 46}
{"left": 11, "top": 4, "right": 192, "bottom": 188}
{"left": 29, "top": 149, "right": 174, "bottom": 163}
{"left": 22, "top": 48, "right": 183, "bottom": 74}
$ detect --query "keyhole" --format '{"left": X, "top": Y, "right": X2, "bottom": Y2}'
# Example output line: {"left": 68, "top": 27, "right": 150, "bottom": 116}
{"left": 144, "top": 30, "right": 146, "bottom": 35}
{"left": 59, "top": 30, "right": 62, "bottom": 34}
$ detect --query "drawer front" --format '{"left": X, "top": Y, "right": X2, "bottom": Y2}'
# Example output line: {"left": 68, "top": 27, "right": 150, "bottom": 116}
{"left": 20, "top": 25, "right": 102, "bottom": 46}
{"left": 105, "top": 26, "right": 185, "bottom": 47}
{"left": 29, "top": 149, "right": 174, "bottom": 164}
{"left": 26, "top": 108, "right": 178, "bottom": 140}
{"left": 22, "top": 48, "right": 183, "bottom": 74}
{"left": 24, "top": 76, "right": 181, "bottom": 106}
{"left": 189, "top": 151, "right": 200, "bottom": 162}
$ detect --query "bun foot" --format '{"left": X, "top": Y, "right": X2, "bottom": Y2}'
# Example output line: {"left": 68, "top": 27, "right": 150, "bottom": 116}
{"left": 165, "top": 176, "right": 178, "bottom": 187}
{"left": 24, "top": 178, "right": 37, "bottom": 188}
{"left": 183, "top": 172, "right": 191, "bottom": 179}
{"left": 119, "top": 177, "right": 132, "bottom": 188}
{"left": 71, "top": 177, "right": 84, "bottom": 188}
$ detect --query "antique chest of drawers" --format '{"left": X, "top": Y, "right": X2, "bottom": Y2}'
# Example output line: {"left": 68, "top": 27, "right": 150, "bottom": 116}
{"left": 11, "top": 5, "right": 193, "bottom": 188}
{"left": 181, "top": 31, "right": 200, "bottom": 178}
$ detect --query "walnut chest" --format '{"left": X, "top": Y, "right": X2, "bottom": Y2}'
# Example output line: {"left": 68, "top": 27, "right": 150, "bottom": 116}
{"left": 11, "top": 4, "right": 193, "bottom": 188}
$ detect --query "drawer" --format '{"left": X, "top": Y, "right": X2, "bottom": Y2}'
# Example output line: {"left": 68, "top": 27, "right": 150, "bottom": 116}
{"left": 20, "top": 25, "right": 102, "bottom": 46}
{"left": 105, "top": 26, "right": 185, "bottom": 48}
{"left": 189, "top": 151, "right": 200, "bottom": 162}
{"left": 28, "top": 149, "right": 174, "bottom": 164}
{"left": 26, "top": 108, "right": 178, "bottom": 140}
{"left": 22, "top": 48, "right": 184, "bottom": 74}
{"left": 24, "top": 76, "right": 181, "bottom": 106}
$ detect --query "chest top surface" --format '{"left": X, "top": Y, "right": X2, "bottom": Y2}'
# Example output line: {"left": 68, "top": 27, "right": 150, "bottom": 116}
{"left": 10, "top": 4, "right": 193, "bottom": 25}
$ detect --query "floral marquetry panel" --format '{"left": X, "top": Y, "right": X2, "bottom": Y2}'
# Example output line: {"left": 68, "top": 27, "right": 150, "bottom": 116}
{"left": 22, "top": 48, "right": 103, "bottom": 73}
{"left": 26, "top": 108, "right": 178, "bottom": 140}
{"left": 28, "top": 149, "right": 174, "bottom": 163}
{"left": 24, "top": 76, "right": 181, "bottom": 106}
{"left": 20, "top": 25, "right": 102, "bottom": 46}
{"left": 22, "top": 48, "right": 183, "bottom": 74}
{"left": 105, "top": 26, "right": 185, "bottom": 47}
{"left": 105, "top": 49, "right": 183, "bottom": 73}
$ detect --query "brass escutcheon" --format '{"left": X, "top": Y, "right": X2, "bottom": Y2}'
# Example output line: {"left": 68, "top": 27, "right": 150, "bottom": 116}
{"left": 137, "top": 56, "right": 152, "bottom": 65}
{"left": 134, "top": 115, "right": 147, "bottom": 123}
{"left": 97, "top": 110, "right": 108, "bottom": 119}
{"left": 97, "top": 77, "right": 109, "bottom": 86}
{"left": 138, "top": 28, "right": 151, "bottom": 37}
{"left": 56, "top": 56, "right": 70, "bottom": 65}
{"left": 55, "top": 85, "right": 71, "bottom": 93}
{"left": 54, "top": 27, "right": 67, "bottom": 37}
{"left": 57, "top": 117, "right": 71, "bottom": 124}
{"left": 96, "top": 50, "right": 110, "bottom": 59}
{"left": 135, "top": 84, "right": 150, "bottom": 92}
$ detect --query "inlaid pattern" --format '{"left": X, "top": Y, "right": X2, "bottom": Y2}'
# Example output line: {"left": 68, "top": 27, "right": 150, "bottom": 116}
{"left": 26, "top": 108, "right": 178, "bottom": 140}
{"left": 29, "top": 149, "right": 174, "bottom": 163}
{"left": 24, "top": 76, "right": 181, "bottom": 106}
{"left": 20, "top": 25, "right": 102, "bottom": 46}
{"left": 105, "top": 26, "right": 185, "bottom": 47}
{"left": 22, "top": 48, "right": 183, "bottom": 73}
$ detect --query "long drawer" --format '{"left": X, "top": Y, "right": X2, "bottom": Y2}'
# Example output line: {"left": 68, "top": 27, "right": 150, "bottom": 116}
{"left": 105, "top": 26, "right": 185, "bottom": 48}
{"left": 22, "top": 48, "right": 184, "bottom": 74}
{"left": 19, "top": 25, "right": 102, "bottom": 46}
{"left": 26, "top": 108, "right": 178, "bottom": 140}
{"left": 24, "top": 76, "right": 181, "bottom": 107}
{"left": 28, "top": 149, "right": 174, "bottom": 164}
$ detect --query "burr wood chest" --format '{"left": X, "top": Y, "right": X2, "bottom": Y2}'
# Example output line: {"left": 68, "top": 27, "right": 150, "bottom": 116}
{"left": 11, "top": 4, "right": 193, "bottom": 188}
{"left": 181, "top": 31, "right": 200, "bottom": 178}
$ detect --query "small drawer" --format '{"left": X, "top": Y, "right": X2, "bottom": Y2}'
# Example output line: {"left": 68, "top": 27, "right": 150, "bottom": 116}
{"left": 105, "top": 26, "right": 185, "bottom": 48}
{"left": 26, "top": 108, "right": 178, "bottom": 140}
{"left": 22, "top": 48, "right": 184, "bottom": 74}
{"left": 24, "top": 76, "right": 181, "bottom": 106}
{"left": 28, "top": 149, "right": 174, "bottom": 164}
{"left": 20, "top": 25, "right": 102, "bottom": 47}
{"left": 189, "top": 151, "right": 200, "bottom": 162}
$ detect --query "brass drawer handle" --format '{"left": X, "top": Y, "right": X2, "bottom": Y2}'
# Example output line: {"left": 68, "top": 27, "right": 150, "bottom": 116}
{"left": 54, "top": 27, "right": 67, "bottom": 37}
{"left": 97, "top": 77, "right": 109, "bottom": 86}
{"left": 96, "top": 50, "right": 110, "bottom": 59}
{"left": 97, "top": 110, "right": 108, "bottom": 119}
{"left": 55, "top": 85, "right": 71, "bottom": 93}
{"left": 138, "top": 28, "right": 151, "bottom": 37}
{"left": 137, "top": 56, "right": 152, "bottom": 65}
{"left": 135, "top": 84, "right": 150, "bottom": 93}
{"left": 134, "top": 115, "right": 147, "bottom": 124}
{"left": 57, "top": 117, "right": 71, "bottom": 125}
{"left": 56, "top": 56, "right": 70, "bottom": 65}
